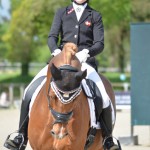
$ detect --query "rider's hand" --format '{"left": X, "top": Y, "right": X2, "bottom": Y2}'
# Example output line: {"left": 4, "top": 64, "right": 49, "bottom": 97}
{"left": 51, "top": 49, "right": 61, "bottom": 56}
{"left": 75, "top": 49, "right": 90, "bottom": 63}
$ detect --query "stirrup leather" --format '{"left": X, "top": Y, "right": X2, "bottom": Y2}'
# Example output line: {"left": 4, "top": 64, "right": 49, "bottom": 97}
{"left": 4, "top": 131, "right": 25, "bottom": 150}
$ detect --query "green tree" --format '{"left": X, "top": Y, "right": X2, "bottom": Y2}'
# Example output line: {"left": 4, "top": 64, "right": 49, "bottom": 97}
{"left": 6, "top": 0, "right": 149, "bottom": 74}
{"left": 131, "top": 0, "right": 150, "bottom": 22}
{"left": 0, "top": 0, "right": 10, "bottom": 61}
{"left": 0, "top": 23, "right": 9, "bottom": 60}
{"left": 91, "top": 0, "right": 131, "bottom": 72}
{"left": 3, "top": 0, "right": 37, "bottom": 75}
{"left": 3, "top": 0, "right": 69, "bottom": 76}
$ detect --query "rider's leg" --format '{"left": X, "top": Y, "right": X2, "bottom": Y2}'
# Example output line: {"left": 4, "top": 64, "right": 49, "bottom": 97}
{"left": 81, "top": 63, "right": 119, "bottom": 150}
{"left": 4, "top": 65, "right": 48, "bottom": 150}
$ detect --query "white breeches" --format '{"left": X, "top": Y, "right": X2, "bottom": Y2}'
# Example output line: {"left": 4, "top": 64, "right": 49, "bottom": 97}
{"left": 81, "top": 63, "right": 115, "bottom": 124}
{"left": 81, "top": 63, "right": 110, "bottom": 108}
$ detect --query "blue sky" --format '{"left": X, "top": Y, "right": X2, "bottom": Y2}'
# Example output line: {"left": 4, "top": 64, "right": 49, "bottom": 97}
{"left": 0, "top": 0, "right": 11, "bottom": 20}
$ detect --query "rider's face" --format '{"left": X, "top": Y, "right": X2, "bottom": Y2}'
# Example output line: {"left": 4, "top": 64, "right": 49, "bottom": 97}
{"left": 74, "top": 0, "right": 87, "bottom": 4}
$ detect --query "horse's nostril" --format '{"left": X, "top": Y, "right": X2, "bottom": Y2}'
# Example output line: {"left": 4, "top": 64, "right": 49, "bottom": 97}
{"left": 64, "top": 132, "right": 68, "bottom": 136}
{"left": 51, "top": 130, "right": 55, "bottom": 136}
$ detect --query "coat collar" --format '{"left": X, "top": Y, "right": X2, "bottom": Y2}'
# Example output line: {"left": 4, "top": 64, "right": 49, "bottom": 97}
{"left": 66, "top": 4, "right": 92, "bottom": 24}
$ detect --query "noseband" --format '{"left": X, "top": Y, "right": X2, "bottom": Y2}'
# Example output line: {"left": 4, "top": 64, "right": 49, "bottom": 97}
{"left": 50, "top": 107, "right": 73, "bottom": 124}
{"left": 46, "top": 84, "right": 75, "bottom": 125}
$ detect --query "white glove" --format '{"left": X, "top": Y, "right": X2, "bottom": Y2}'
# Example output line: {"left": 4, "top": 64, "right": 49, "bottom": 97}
{"left": 75, "top": 49, "right": 90, "bottom": 63}
{"left": 51, "top": 49, "right": 61, "bottom": 56}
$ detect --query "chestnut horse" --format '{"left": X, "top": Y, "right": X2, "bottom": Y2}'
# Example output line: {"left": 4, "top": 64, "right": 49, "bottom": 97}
{"left": 28, "top": 43, "right": 116, "bottom": 150}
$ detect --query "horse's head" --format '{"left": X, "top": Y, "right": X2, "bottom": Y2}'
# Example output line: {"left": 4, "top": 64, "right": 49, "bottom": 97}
{"left": 47, "top": 63, "right": 87, "bottom": 140}
{"left": 51, "top": 63, "right": 86, "bottom": 91}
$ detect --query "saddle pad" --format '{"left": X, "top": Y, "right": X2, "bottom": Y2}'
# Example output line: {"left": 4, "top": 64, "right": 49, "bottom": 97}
{"left": 82, "top": 79, "right": 101, "bottom": 129}
{"left": 29, "top": 78, "right": 46, "bottom": 116}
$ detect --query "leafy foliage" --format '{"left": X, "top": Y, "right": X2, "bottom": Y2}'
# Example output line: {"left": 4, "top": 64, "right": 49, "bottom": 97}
{"left": 3, "top": 0, "right": 70, "bottom": 64}
{"left": 91, "top": 0, "right": 131, "bottom": 72}
{"left": 131, "top": 0, "right": 150, "bottom": 22}
{"left": 0, "top": 0, "right": 150, "bottom": 75}
{"left": 0, "top": 23, "right": 9, "bottom": 60}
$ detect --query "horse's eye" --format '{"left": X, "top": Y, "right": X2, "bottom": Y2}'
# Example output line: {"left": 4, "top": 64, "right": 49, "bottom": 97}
{"left": 49, "top": 89, "right": 56, "bottom": 100}
{"left": 50, "top": 95, "right": 56, "bottom": 100}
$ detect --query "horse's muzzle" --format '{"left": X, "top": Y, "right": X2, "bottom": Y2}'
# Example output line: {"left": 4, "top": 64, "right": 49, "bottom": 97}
{"left": 48, "top": 102, "right": 73, "bottom": 140}
{"left": 50, "top": 130, "right": 68, "bottom": 140}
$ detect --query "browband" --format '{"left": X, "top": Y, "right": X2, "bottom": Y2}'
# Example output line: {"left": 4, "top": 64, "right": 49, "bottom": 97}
{"left": 59, "top": 65, "right": 78, "bottom": 72}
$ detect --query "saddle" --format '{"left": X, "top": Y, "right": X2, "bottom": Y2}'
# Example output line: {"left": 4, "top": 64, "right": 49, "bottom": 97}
{"left": 82, "top": 79, "right": 103, "bottom": 123}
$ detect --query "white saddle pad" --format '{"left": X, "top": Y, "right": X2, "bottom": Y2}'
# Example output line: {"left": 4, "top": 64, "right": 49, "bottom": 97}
{"left": 29, "top": 78, "right": 46, "bottom": 116}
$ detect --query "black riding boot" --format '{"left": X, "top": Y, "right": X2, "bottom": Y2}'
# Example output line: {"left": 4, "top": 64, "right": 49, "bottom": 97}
{"left": 4, "top": 99, "right": 29, "bottom": 150}
{"left": 4, "top": 76, "right": 46, "bottom": 150}
{"left": 99, "top": 104, "right": 121, "bottom": 150}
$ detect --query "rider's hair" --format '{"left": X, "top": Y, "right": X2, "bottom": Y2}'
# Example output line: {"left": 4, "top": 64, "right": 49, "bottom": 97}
{"left": 71, "top": 0, "right": 89, "bottom": 2}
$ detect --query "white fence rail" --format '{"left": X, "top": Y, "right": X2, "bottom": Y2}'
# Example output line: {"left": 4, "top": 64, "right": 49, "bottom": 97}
{"left": 0, "top": 83, "right": 130, "bottom": 108}
{"left": 0, "top": 62, "right": 131, "bottom": 73}
{"left": 0, "top": 83, "right": 27, "bottom": 107}
{"left": 0, "top": 62, "right": 46, "bottom": 73}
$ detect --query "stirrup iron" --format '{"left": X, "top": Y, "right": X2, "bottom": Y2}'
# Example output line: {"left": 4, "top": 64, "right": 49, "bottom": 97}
{"left": 103, "top": 136, "right": 122, "bottom": 150}
{"left": 4, "top": 131, "right": 25, "bottom": 150}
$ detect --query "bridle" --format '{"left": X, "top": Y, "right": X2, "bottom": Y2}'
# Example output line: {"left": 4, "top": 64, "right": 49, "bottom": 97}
{"left": 46, "top": 82, "right": 81, "bottom": 125}
{"left": 51, "top": 81, "right": 82, "bottom": 104}
{"left": 46, "top": 65, "right": 82, "bottom": 125}
{"left": 46, "top": 64, "right": 97, "bottom": 149}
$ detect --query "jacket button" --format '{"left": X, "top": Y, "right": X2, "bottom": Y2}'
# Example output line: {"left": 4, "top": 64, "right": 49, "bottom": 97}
{"left": 74, "top": 35, "right": 77, "bottom": 38}
{"left": 75, "top": 25, "right": 78, "bottom": 28}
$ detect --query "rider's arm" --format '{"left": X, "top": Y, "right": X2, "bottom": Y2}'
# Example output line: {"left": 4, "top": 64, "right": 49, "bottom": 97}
{"left": 76, "top": 12, "right": 104, "bottom": 62}
{"left": 88, "top": 12, "right": 104, "bottom": 57}
{"left": 47, "top": 8, "right": 64, "bottom": 54}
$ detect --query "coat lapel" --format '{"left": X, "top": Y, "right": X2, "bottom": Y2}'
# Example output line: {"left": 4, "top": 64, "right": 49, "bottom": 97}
{"left": 78, "top": 5, "right": 92, "bottom": 24}
{"left": 66, "top": 4, "right": 78, "bottom": 23}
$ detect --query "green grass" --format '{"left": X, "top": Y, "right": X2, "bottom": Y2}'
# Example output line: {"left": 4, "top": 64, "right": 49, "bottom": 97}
{"left": 0, "top": 72, "right": 130, "bottom": 93}
{"left": 102, "top": 72, "right": 130, "bottom": 83}
{"left": 0, "top": 72, "right": 130, "bottom": 84}
{"left": 0, "top": 72, "right": 34, "bottom": 83}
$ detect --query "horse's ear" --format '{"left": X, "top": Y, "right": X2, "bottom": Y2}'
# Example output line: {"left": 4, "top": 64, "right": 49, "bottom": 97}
{"left": 75, "top": 70, "right": 87, "bottom": 82}
{"left": 50, "top": 63, "right": 62, "bottom": 80}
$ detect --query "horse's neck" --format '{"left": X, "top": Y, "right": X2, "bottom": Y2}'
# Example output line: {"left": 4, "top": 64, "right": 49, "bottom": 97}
{"left": 62, "top": 50, "right": 72, "bottom": 65}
